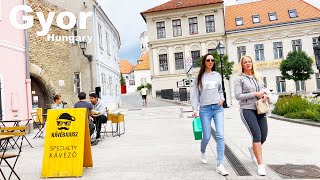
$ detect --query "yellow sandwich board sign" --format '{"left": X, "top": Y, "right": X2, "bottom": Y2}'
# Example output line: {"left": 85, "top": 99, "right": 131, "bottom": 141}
{"left": 41, "top": 108, "right": 93, "bottom": 178}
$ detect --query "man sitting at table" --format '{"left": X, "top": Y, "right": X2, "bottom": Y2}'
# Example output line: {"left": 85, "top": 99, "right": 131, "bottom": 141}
{"left": 89, "top": 93, "right": 107, "bottom": 140}
{"left": 74, "top": 92, "right": 97, "bottom": 146}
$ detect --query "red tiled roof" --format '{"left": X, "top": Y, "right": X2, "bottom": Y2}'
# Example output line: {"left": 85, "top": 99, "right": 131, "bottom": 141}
{"left": 225, "top": 0, "right": 320, "bottom": 32}
{"left": 133, "top": 52, "right": 150, "bottom": 71}
{"left": 119, "top": 60, "right": 134, "bottom": 74}
{"left": 142, "top": 0, "right": 223, "bottom": 14}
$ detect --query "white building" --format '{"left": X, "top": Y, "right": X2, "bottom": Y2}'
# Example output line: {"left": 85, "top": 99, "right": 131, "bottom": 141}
{"left": 133, "top": 52, "right": 152, "bottom": 89}
{"left": 140, "top": 31, "right": 149, "bottom": 56}
{"left": 95, "top": 6, "right": 121, "bottom": 110}
{"left": 119, "top": 60, "right": 136, "bottom": 93}
{"left": 225, "top": 0, "right": 320, "bottom": 101}
{"left": 141, "top": 0, "right": 227, "bottom": 99}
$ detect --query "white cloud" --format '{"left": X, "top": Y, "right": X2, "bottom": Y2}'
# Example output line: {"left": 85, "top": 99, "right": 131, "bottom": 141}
{"left": 97, "top": 0, "right": 169, "bottom": 63}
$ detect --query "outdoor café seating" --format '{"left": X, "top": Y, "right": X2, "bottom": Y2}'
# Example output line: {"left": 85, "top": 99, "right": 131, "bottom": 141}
{"left": 0, "top": 126, "right": 26, "bottom": 180}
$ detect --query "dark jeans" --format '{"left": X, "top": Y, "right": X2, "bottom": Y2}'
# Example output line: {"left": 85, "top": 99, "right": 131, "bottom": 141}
{"left": 89, "top": 121, "right": 95, "bottom": 137}
{"left": 93, "top": 115, "right": 107, "bottom": 139}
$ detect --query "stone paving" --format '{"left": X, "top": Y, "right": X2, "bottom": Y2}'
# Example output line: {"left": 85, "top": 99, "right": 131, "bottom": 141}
{"left": 1, "top": 94, "right": 319, "bottom": 180}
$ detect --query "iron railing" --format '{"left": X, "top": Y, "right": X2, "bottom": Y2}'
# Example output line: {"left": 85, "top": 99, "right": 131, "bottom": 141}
{"left": 156, "top": 88, "right": 190, "bottom": 103}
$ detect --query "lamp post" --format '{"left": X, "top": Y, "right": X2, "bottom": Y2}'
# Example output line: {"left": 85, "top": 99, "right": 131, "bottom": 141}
{"left": 313, "top": 36, "right": 320, "bottom": 73}
{"left": 79, "top": 41, "right": 94, "bottom": 92}
{"left": 313, "top": 36, "right": 320, "bottom": 97}
{"left": 216, "top": 41, "right": 228, "bottom": 108}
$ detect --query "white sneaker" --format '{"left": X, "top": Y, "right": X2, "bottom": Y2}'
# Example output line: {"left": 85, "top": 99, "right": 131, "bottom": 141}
{"left": 248, "top": 147, "right": 257, "bottom": 163}
{"left": 258, "top": 164, "right": 266, "bottom": 176}
{"left": 216, "top": 164, "right": 229, "bottom": 176}
{"left": 201, "top": 153, "right": 207, "bottom": 164}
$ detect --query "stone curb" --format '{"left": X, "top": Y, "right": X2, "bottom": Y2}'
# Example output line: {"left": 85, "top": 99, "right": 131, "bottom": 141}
{"left": 270, "top": 114, "right": 320, "bottom": 127}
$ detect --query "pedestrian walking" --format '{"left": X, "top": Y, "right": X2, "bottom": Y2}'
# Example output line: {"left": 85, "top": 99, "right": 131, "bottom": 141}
{"left": 234, "top": 55, "right": 269, "bottom": 176}
{"left": 140, "top": 86, "right": 148, "bottom": 106}
{"left": 191, "top": 53, "right": 229, "bottom": 176}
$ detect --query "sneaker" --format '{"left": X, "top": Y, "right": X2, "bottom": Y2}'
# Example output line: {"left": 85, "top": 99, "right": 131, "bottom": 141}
{"left": 216, "top": 164, "right": 229, "bottom": 176}
{"left": 201, "top": 153, "right": 207, "bottom": 164}
{"left": 248, "top": 147, "right": 257, "bottom": 163}
{"left": 258, "top": 164, "right": 266, "bottom": 176}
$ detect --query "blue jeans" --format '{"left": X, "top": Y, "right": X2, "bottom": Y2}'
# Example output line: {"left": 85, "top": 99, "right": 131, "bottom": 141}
{"left": 199, "top": 104, "right": 225, "bottom": 165}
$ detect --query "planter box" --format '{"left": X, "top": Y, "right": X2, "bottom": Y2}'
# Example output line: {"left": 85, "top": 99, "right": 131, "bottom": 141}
{"left": 108, "top": 114, "right": 124, "bottom": 123}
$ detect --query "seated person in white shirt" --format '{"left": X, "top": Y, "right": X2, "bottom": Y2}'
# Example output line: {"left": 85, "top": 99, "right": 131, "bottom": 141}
{"left": 89, "top": 93, "right": 107, "bottom": 139}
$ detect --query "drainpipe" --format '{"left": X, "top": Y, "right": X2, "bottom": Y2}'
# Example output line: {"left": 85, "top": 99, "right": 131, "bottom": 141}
{"left": 93, "top": 3, "right": 101, "bottom": 91}
{"left": 24, "top": 0, "right": 32, "bottom": 119}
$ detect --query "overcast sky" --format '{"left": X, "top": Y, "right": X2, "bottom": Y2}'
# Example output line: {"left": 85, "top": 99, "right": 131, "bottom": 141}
{"left": 98, "top": 0, "right": 320, "bottom": 65}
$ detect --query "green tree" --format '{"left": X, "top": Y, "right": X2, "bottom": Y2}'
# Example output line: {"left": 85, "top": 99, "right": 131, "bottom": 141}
{"left": 195, "top": 50, "right": 235, "bottom": 80}
{"left": 120, "top": 73, "right": 126, "bottom": 86}
{"left": 280, "top": 51, "right": 314, "bottom": 94}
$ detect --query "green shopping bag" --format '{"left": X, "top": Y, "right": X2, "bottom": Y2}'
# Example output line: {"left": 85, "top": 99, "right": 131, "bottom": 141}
{"left": 192, "top": 117, "right": 202, "bottom": 140}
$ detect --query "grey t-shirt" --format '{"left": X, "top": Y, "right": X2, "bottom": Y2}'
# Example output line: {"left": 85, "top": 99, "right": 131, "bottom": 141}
{"left": 74, "top": 101, "right": 93, "bottom": 117}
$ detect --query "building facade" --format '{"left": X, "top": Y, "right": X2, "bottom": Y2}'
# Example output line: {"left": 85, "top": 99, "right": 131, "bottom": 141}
{"left": 44, "top": 0, "right": 121, "bottom": 111}
{"left": 119, "top": 60, "right": 135, "bottom": 93}
{"left": 133, "top": 52, "right": 152, "bottom": 90}
{"left": 141, "top": 0, "right": 226, "bottom": 98}
{"left": 225, "top": 0, "right": 320, "bottom": 101}
{"left": 140, "top": 31, "right": 149, "bottom": 56}
{"left": 95, "top": 6, "right": 121, "bottom": 110}
{"left": 28, "top": 0, "right": 73, "bottom": 112}
{"left": 0, "top": 0, "right": 32, "bottom": 120}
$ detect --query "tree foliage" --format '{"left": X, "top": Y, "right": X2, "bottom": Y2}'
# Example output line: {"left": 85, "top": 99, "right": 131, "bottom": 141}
{"left": 195, "top": 51, "right": 235, "bottom": 80}
{"left": 280, "top": 51, "right": 314, "bottom": 82}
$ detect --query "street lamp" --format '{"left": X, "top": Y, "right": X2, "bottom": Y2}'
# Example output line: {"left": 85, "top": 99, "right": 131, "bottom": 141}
{"left": 216, "top": 41, "right": 228, "bottom": 108}
{"left": 79, "top": 41, "right": 93, "bottom": 92}
{"left": 313, "top": 36, "right": 320, "bottom": 73}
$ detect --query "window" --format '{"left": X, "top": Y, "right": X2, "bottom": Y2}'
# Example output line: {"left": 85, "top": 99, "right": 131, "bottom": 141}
{"left": 172, "top": 19, "right": 182, "bottom": 37}
{"left": 313, "top": 37, "right": 319, "bottom": 47}
{"left": 263, "top": 77, "right": 267, "bottom": 88}
{"left": 101, "top": 73, "right": 107, "bottom": 95}
{"left": 74, "top": 72, "right": 81, "bottom": 95}
{"left": 141, "top": 78, "right": 146, "bottom": 85}
{"left": 191, "top": 50, "right": 201, "bottom": 68}
{"left": 205, "top": 15, "right": 215, "bottom": 33}
{"left": 276, "top": 76, "right": 286, "bottom": 93}
{"left": 156, "top": 21, "right": 166, "bottom": 39}
{"left": 295, "top": 80, "right": 306, "bottom": 92}
{"left": 316, "top": 73, "right": 320, "bottom": 90}
{"left": 72, "top": 21, "right": 79, "bottom": 45}
{"left": 273, "top": 42, "right": 283, "bottom": 59}
{"left": 159, "top": 54, "right": 168, "bottom": 71}
{"left": 175, "top": 52, "right": 184, "bottom": 70}
{"left": 208, "top": 49, "right": 215, "bottom": 54}
{"left": 98, "top": 24, "right": 103, "bottom": 49}
{"left": 189, "top": 17, "right": 198, "bottom": 35}
{"left": 106, "top": 33, "right": 110, "bottom": 54}
{"left": 252, "top": 15, "right": 260, "bottom": 24}
{"left": 292, "top": 39, "right": 302, "bottom": 51}
{"left": 289, "top": 9, "right": 298, "bottom": 18}
{"left": 269, "top": 12, "right": 278, "bottom": 21}
{"left": 254, "top": 44, "right": 265, "bottom": 61}
{"left": 129, "top": 80, "right": 135, "bottom": 85}
{"left": 237, "top": 46, "right": 246, "bottom": 62}
{"left": 236, "top": 17, "right": 243, "bottom": 26}
{"left": 109, "top": 76, "right": 113, "bottom": 95}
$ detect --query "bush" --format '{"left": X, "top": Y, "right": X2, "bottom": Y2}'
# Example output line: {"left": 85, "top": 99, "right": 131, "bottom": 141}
{"left": 273, "top": 95, "right": 320, "bottom": 122}
{"left": 137, "top": 83, "right": 152, "bottom": 91}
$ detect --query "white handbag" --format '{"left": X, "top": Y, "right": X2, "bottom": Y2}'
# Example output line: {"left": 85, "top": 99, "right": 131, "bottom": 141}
{"left": 255, "top": 99, "right": 270, "bottom": 115}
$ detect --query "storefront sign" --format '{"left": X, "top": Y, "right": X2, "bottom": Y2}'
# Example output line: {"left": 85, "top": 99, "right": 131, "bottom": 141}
{"left": 41, "top": 108, "right": 92, "bottom": 178}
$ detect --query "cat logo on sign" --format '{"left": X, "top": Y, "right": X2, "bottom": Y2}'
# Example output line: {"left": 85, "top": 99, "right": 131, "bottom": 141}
{"left": 41, "top": 108, "right": 92, "bottom": 178}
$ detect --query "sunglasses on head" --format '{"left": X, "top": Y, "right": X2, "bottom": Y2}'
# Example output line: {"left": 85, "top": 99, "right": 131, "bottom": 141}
{"left": 205, "top": 59, "right": 215, "bottom": 62}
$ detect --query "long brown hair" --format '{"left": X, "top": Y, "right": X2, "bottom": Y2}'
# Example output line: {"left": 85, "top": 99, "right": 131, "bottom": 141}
{"left": 197, "top": 54, "right": 216, "bottom": 89}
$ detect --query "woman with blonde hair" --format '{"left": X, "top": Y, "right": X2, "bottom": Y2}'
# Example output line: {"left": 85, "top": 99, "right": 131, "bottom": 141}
{"left": 234, "top": 56, "right": 269, "bottom": 176}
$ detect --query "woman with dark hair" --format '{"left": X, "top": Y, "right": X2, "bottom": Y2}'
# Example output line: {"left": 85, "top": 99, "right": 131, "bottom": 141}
{"left": 191, "top": 54, "right": 228, "bottom": 176}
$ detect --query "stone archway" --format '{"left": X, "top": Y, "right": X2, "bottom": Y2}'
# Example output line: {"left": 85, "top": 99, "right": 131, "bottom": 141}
{"left": 30, "top": 63, "right": 56, "bottom": 113}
